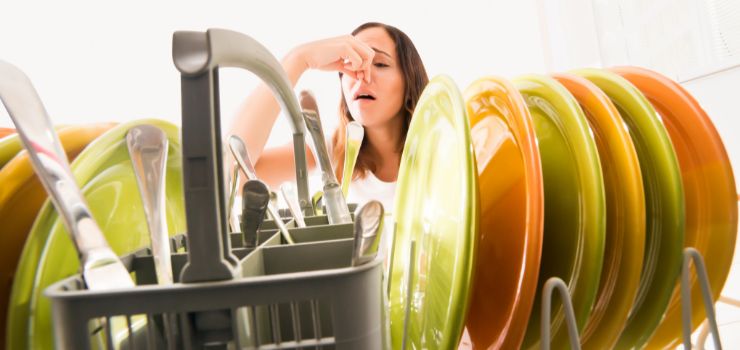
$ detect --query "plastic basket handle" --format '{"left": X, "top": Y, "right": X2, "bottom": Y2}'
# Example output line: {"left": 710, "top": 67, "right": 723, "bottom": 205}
{"left": 172, "top": 28, "right": 311, "bottom": 283}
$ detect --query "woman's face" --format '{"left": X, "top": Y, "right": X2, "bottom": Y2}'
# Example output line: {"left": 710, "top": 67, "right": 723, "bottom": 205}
{"left": 341, "top": 27, "right": 405, "bottom": 128}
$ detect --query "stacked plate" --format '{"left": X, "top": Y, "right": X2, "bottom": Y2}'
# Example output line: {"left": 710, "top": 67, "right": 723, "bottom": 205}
{"left": 0, "top": 119, "right": 186, "bottom": 350}
{"left": 389, "top": 67, "right": 737, "bottom": 349}
{"left": 0, "top": 123, "right": 114, "bottom": 347}
{"left": 1, "top": 66, "right": 735, "bottom": 349}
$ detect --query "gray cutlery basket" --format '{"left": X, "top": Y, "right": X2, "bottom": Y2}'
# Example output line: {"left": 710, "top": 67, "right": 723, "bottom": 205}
{"left": 45, "top": 221, "right": 383, "bottom": 350}
{"left": 45, "top": 28, "right": 382, "bottom": 350}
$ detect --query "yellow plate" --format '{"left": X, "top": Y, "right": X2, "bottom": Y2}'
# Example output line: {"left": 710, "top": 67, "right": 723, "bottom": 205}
{"left": 554, "top": 73, "right": 645, "bottom": 349}
{"left": 575, "top": 68, "right": 685, "bottom": 349}
{"left": 515, "top": 75, "right": 606, "bottom": 350}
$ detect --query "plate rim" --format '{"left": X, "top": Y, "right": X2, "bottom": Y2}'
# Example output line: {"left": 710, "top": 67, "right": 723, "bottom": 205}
{"left": 613, "top": 66, "right": 738, "bottom": 349}
{"left": 463, "top": 75, "right": 545, "bottom": 350}
{"left": 389, "top": 74, "right": 478, "bottom": 349}
{"left": 553, "top": 72, "right": 646, "bottom": 349}
{"left": 574, "top": 67, "right": 686, "bottom": 349}
{"left": 514, "top": 74, "right": 607, "bottom": 350}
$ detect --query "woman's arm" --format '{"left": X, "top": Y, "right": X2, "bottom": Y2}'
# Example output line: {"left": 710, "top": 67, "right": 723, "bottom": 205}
{"left": 228, "top": 53, "right": 309, "bottom": 189}
{"left": 228, "top": 35, "right": 374, "bottom": 188}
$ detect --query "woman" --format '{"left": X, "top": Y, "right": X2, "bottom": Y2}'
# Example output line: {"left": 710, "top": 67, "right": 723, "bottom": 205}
{"left": 230, "top": 22, "right": 428, "bottom": 212}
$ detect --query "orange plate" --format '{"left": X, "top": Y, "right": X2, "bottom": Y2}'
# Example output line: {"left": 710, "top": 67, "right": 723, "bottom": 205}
{"left": 0, "top": 128, "right": 13, "bottom": 139}
{"left": 554, "top": 73, "right": 646, "bottom": 349}
{"left": 462, "top": 76, "right": 544, "bottom": 349}
{"left": 613, "top": 66, "right": 739, "bottom": 349}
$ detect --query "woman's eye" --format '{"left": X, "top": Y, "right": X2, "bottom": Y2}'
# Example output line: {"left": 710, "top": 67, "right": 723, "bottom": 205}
{"left": 374, "top": 62, "right": 389, "bottom": 68}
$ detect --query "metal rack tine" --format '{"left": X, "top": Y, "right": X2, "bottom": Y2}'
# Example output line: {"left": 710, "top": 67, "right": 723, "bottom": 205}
{"left": 105, "top": 317, "right": 114, "bottom": 350}
{"left": 165, "top": 313, "right": 179, "bottom": 350}
{"left": 250, "top": 305, "right": 261, "bottom": 347}
{"left": 270, "top": 303, "right": 282, "bottom": 344}
{"left": 232, "top": 307, "right": 249, "bottom": 350}
{"left": 290, "top": 302, "right": 302, "bottom": 343}
{"left": 541, "top": 277, "right": 580, "bottom": 350}
{"left": 125, "top": 315, "right": 134, "bottom": 350}
{"left": 401, "top": 240, "right": 416, "bottom": 350}
{"left": 386, "top": 221, "right": 398, "bottom": 298}
{"left": 682, "top": 247, "right": 723, "bottom": 350}
{"left": 698, "top": 296, "right": 740, "bottom": 349}
{"left": 310, "top": 299, "right": 322, "bottom": 344}
{"left": 145, "top": 314, "right": 157, "bottom": 350}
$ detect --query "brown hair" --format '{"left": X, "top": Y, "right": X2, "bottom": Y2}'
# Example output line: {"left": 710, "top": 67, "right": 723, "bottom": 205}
{"left": 332, "top": 22, "right": 429, "bottom": 181}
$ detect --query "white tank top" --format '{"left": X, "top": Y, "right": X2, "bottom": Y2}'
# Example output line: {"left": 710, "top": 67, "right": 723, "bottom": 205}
{"left": 347, "top": 171, "right": 397, "bottom": 214}
{"left": 306, "top": 169, "right": 397, "bottom": 214}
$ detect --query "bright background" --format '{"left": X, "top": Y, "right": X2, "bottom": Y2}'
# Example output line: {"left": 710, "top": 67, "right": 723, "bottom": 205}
{"left": 1, "top": 0, "right": 736, "bottom": 182}
{"left": 0, "top": 0, "right": 546, "bottom": 149}
{"left": 1, "top": 0, "right": 739, "bottom": 348}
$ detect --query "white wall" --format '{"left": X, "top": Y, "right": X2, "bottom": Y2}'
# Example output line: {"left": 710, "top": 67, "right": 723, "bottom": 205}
{"left": 539, "top": 0, "right": 739, "bottom": 193}
{"left": 682, "top": 67, "right": 740, "bottom": 193}
{"left": 0, "top": 0, "right": 547, "bottom": 148}
{"left": 537, "top": 0, "right": 602, "bottom": 72}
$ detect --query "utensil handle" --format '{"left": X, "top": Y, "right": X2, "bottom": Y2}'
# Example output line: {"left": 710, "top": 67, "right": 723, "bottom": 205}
{"left": 127, "top": 125, "right": 174, "bottom": 285}
{"left": 281, "top": 183, "right": 306, "bottom": 227}
{"left": 302, "top": 112, "right": 351, "bottom": 224}
{"left": 303, "top": 112, "right": 335, "bottom": 179}
{"left": 241, "top": 180, "right": 270, "bottom": 248}
{"left": 227, "top": 164, "right": 241, "bottom": 232}
{"left": 0, "top": 60, "right": 115, "bottom": 267}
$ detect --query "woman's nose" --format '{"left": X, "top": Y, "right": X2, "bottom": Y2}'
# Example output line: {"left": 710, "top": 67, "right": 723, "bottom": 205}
{"left": 352, "top": 77, "right": 367, "bottom": 91}
{"left": 354, "top": 73, "right": 373, "bottom": 87}
{"left": 357, "top": 66, "right": 373, "bottom": 84}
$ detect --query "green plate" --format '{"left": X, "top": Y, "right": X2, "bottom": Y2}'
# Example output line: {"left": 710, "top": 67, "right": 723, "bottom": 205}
{"left": 389, "top": 75, "right": 478, "bottom": 349}
{"left": 0, "top": 123, "right": 114, "bottom": 348}
{"left": 574, "top": 68, "right": 685, "bottom": 349}
{"left": 514, "top": 75, "right": 606, "bottom": 350}
{"left": 6, "top": 119, "right": 186, "bottom": 350}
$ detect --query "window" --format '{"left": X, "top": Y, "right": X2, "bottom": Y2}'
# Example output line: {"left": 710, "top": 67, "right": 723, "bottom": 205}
{"left": 592, "top": 0, "right": 740, "bottom": 82}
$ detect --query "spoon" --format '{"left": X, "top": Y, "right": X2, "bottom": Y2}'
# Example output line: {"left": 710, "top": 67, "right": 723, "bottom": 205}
{"left": 126, "top": 124, "right": 179, "bottom": 348}
{"left": 227, "top": 135, "right": 295, "bottom": 244}
{"left": 280, "top": 182, "right": 306, "bottom": 227}
{"left": 126, "top": 125, "right": 173, "bottom": 285}
{"left": 227, "top": 162, "right": 241, "bottom": 233}
{"left": 341, "top": 121, "right": 364, "bottom": 197}
{"left": 0, "top": 60, "right": 134, "bottom": 291}
{"left": 299, "top": 90, "right": 352, "bottom": 224}
{"left": 352, "top": 200, "right": 385, "bottom": 266}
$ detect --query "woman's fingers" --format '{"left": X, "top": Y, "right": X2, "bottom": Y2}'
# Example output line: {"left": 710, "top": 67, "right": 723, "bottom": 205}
{"left": 348, "top": 39, "right": 375, "bottom": 83}
{"left": 342, "top": 47, "right": 364, "bottom": 71}
{"left": 338, "top": 66, "right": 359, "bottom": 80}
{"left": 295, "top": 35, "right": 375, "bottom": 83}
